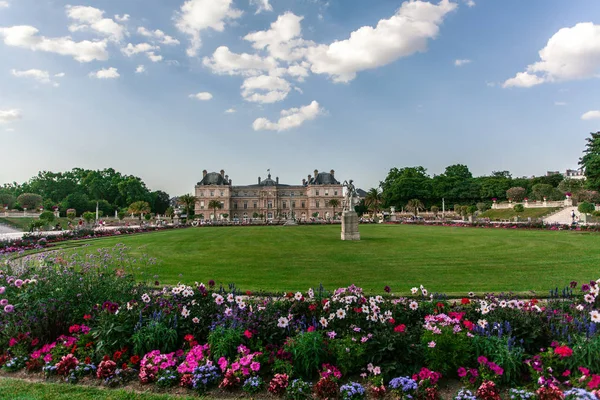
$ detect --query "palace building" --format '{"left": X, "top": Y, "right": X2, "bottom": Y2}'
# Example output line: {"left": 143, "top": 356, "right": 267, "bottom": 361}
{"left": 194, "top": 169, "right": 345, "bottom": 221}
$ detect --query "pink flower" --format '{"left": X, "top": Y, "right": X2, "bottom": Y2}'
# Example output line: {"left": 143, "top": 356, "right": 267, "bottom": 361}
{"left": 242, "top": 367, "right": 250, "bottom": 376}
{"left": 428, "top": 341, "right": 436, "bottom": 348}
{"left": 477, "top": 356, "right": 488, "bottom": 364}
{"left": 44, "top": 354, "right": 52, "bottom": 363}
{"left": 31, "top": 350, "right": 41, "bottom": 359}
{"left": 231, "top": 362, "right": 240, "bottom": 372}
{"left": 8, "top": 338, "right": 17, "bottom": 347}
{"left": 250, "top": 362, "right": 260, "bottom": 372}
{"left": 218, "top": 357, "right": 228, "bottom": 372}
{"left": 457, "top": 367, "right": 467, "bottom": 377}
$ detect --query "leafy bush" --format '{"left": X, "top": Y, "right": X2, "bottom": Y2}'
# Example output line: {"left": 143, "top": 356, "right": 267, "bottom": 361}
{"left": 513, "top": 204, "right": 524, "bottom": 213}
{"left": 284, "top": 331, "right": 327, "bottom": 379}
{"left": 578, "top": 202, "right": 595, "bottom": 214}
{"left": 39, "top": 211, "right": 56, "bottom": 224}
{"left": 16, "top": 193, "right": 43, "bottom": 210}
{"left": 208, "top": 327, "right": 244, "bottom": 361}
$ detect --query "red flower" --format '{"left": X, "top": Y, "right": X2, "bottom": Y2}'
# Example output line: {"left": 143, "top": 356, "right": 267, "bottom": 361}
{"left": 130, "top": 355, "right": 140, "bottom": 365}
{"left": 103, "top": 355, "right": 110, "bottom": 362}
{"left": 555, "top": 345, "right": 573, "bottom": 358}
{"left": 394, "top": 324, "right": 406, "bottom": 333}
{"left": 31, "top": 338, "right": 39, "bottom": 347}
{"left": 388, "top": 318, "right": 395, "bottom": 324}
{"left": 184, "top": 334, "right": 195, "bottom": 342}
{"left": 122, "top": 363, "right": 128, "bottom": 370}
{"left": 463, "top": 320, "right": 475, "bottom": 331}
{"left": 461, "top": 298, "right": 470, "bottom": 305}
{"left": 244, "top": 330, "right": 253, "bottom": 338}
{"left": 588, "top": 375, "right": 600, "bottom": 390}
{"left": 307, "top": 326, "right": 315, "bottom": 332}
{"left": 309, "top": 304, "right": 317, "bottom": 312}
{"left": 113, "top": 351, "right": 123, "bottom": 361}
{"left": 246, "top": 290, "right": 252, "bottom": 296}
{"left": 85, "top": 357, "right": 91, "bottom": 364}
{"left": 436, "top": 302, "right": 444, "bottom": 309}
{"left": 83, "top": 314, "right": 92, "bottom": 320}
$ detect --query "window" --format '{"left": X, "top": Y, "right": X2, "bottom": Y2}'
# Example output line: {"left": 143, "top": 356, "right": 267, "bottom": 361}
{"left": 234, "top": 202, "right": 238, "bottom": 210}
{"left": 316, "top": 190, "right": 320, "bottom": 196}
{"left": 316, "top": 200, "right": 320, "bottom": 208}
{"left": 267, "top": 212, "right": 273, "bottom": 219}
{"left": 200, "top": 201, "right": 205, "bottom": 209}
{"left": 210, "top": 191, "right": 214, "bottom": 197}
{"left": 292, "top": 201, "right": 296, "bottom": 208}
{"left": 334, "top": 190, "right": 338, "bottom": 196}
{"left": 220, "top": 191, "right": 224, "bottom": 197}
{"left": 268, "top": 200, "right": 273, "bottom": 209}
{"left": 254, "top": 202, "right": 257, "bottom": 209}
{"left": 301, "top": 201, "right": 305, "bottom": 208}
{"left": 282, "top": 201, "right": 287, "bottom": 209}
{"left": 244, "top": 201, "right": 248, "bottom": 210}
{"left": 220, "top": 202, "right": 225, "bottom": 209}
{"left": 325, "top": 190, "right": 329, "bottom": 196}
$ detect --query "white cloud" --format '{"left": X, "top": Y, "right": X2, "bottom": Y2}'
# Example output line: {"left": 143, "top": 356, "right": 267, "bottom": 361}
{"left": 244, "top": 12, "right": 309, "bottom": 62}
{"left": 502, "top": 71, "right": 545, "bottom": 88}
{"left": 554, "top": 101, "right": 567, "bottom": 106}
{"left": 54, "top": 72, "right": 66, "bottom": 78}
{"left": 250, "top": 0, "right": 273, "bottom": 14}
{"left": 146, "top": 52, "right": 163, "bottom": 62}
{"left": 137, "top": 27, "right": 180, "bottom": 45}
{"left": 305, "top": 0, "right": 457, "bottom": 82}
{"left": 225, "top": 108, "right": 236, "bottom": 113}
{"left": 66, "top": 5, "right": 126, "bottom": 42}
{"left": 0, "top": 1, "right": 9, "bottom": 9}
{"left": 203, "top": 46, "right": 278, "bottom": 76}
{"left": 0, "top": 109, "right": 21, "bottom": 124}
{"left": 286, "top": 63, "right": 310, "bottom": 81}
{"left": 189, "top": 92, "right": 213, "bottom": 100}
{"left": 252, "top": 100, "right": 323, "bottom": 131}
{"left": 5, "top": 128, "right": 15, "bottom": 132}
{"left": 504, "top": 22, "right": 600, "bottom": 88}
{"left": 115, "top": 14, "right": 130, "bottom": 22}
{"left": 582, "top": 110, "right": 600, "bottom": 120}
{"left": 135, "top": 65, "right": 146, "bottom": 74}
{"left": 121, "top": 42, "right": 157, "bottom": 56}
{"left": 454, "top": 59, "right": 471, "bottom": 66}
{"left": 0, "top": 25, "right": 108, "bottom": 62}
{"left": 485, "top": 81, "right": 496, "bottom": 87}
{"left": 241, "top": 75, "right": 291, "bottom": 103}
{"left": 465, "top": 0, "right": 475, "bottom": 7}
{"left": 175, "top": 0, "right": 243, "bottom": 57}
{"left": 11, "top": 69, "right": 62, "bottom": 86}
{"left": 89, "top": 67, "right": 120, "bottom": 79}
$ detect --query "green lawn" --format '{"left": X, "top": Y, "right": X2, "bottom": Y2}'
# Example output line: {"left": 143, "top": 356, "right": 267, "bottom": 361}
{"left": 0, "top": 217, "right": 72, "bottom": 231}
{"left": 0, "top": 377, "right": 196, "bottom": 400}
{"left": 46, "top": 224, "right": 600, "bottom": 296}
{"left": 479, "top": 207, "right": 558, "bottom": 220}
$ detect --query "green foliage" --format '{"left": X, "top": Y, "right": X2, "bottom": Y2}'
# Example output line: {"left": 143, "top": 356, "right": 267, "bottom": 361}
{"left": 131, "top": 317, "right": 178, "bottom": 356}
{"left": 513, "top": 204, "right": 525, "bottom": 213}
{"left": 422, "top": 330, "right": 473, "bottom": 376}
{"left": 207, "top": 200, "right": 221, "bottom": 220}
{"left": 144, "top": 213, "right": 152, "bottom": 221}
{"left": 579, "top": 131, "right": 600, "bottom": 190}
{"left": 476, "top": 202, "right": 489, "bottom": 212}
{"left": 17, "top": 193, "right": 43, "bottom": 210}
{"left": 507, "top": 187, "right": 526, "bottom": 202}
{"left": 578, "top": 202, "right": 595, "bottom": 214}
{"left": 329, "top": 336, "right": 367, "bottom": 375}
{"left": 179, "top": 194, "right": 198, "bottom": 219}
{"left": 405, "top": 199, "right": 424, "bottom": 216}
{"left": 39, "top": 210, "right": 56, "bottom": 223}
{"left": 62, "top": 193, "right": 91, "bottom": 216}
{"left": 532, "top": 184, "right": 555, "bottom": 201}
{"left": 117, "top": 211, "right": 126, "bottom": 220}
{"left": 82, "top": 211, "right": 95, "bottom": 223}
{"left": 208, "top": 327, "right": 244, "bottom": 361}
{"left": 471, "top": 336, "right": 525, "bottom": 386}
{"left": 284, "top": 331, "right": 327, "bottom": 379}
{"left": 0, "top": 192, "right": 16, "bottom": 208}
{"left": 151, "top": 190, "right": 171, "bottom": 215}
{"left": 430, "top": 205, "right": 439, "bottom": 214}
{"left": 381, "top": 167, "right": 432, "bottom": 208}
{"left": 467, "top": 205, "right": 477, "bottom": 215}
{"left": 128, "top": 201, "right": 151, "bottom": 219}
{"left": 286, "top": 378, "right": 313, "bottom": 400}
{"left": 566, "top": 335, "right": 600, "bottom": 372}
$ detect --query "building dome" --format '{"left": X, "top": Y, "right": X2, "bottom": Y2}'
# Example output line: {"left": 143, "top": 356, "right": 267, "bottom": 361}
{"left": 197, "top": 172, "right": 229, "bottom": 186}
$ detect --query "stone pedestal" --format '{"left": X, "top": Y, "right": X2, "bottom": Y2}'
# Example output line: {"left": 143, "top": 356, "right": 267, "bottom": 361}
{"left": 341, "top": 210, "right": 360, "bottom": 241}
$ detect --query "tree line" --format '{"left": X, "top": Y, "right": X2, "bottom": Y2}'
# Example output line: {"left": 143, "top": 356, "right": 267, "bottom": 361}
{"left": 0, "top": 168, "right": 170, "bottom": 218}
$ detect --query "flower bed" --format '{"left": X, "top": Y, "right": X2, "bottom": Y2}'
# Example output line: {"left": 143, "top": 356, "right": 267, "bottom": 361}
{"left": 0, "top": 249, "right": 599, "bottom": 399}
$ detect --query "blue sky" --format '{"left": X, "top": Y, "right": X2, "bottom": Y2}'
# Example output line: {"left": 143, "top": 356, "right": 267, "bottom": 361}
{"left": 1, "top": 0, "right": 599, "bottom": 195}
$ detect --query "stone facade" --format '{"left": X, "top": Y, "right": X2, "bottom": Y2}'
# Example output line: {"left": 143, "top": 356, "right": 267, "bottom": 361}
{"left": 194, "top": 169, "right": 344, "bottom": 221}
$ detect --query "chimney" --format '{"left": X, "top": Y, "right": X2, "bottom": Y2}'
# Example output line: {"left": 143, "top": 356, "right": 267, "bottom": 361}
{"left": 302, "top": 179, "right": 306, "bottom": 185}
{"left": 229, "top": 179, "right": 232, "bottom": 185}
{"left": 203, "top": 170, "right": 207, "bottom": 177}
{"left": 330, "top": 169, "right": 335, "bottom": 176}
{"left": 220, "top": 169, "right": 225, "bottom": 177}
{"left": 276, "top": 177, "right": 279, "bottom": 184}
{"left": 225, "top": 175, "right": 228, "bottom": 181}
{"left": 308, "top": 175, "right": 312, "bottom": 183}
{"left": 258, "top": 177, "right": 261, "bottom": 184}
{"left": 314, "top": 169, "right": 318, "bottom": 177}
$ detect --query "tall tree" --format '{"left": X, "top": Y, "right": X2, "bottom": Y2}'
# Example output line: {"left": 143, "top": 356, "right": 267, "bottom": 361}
{"left": 364, "top": 188, "right": 382, "bottom": 215}
{"left": 380, "top": 167, "right": 432, "bottom": 207}
{"left": 178, "top": 194, "right": 198, "bottom": 219}
{"left": 580, "top": 132, "right": 600, "bottom": 191}
{"left": 405, "top": 199, "right": 424, "bottom": 216}
{"left": 127, "top": 201, "right": 151, "bottom": 220}
{"left": 151, "top": 190, "right": 171, "bottom": 215}
{"left": 327, "top": 199, "right": 340, "bottom": 219}
{"left": 208, "top": 200, "right": 222, "bottom": 221}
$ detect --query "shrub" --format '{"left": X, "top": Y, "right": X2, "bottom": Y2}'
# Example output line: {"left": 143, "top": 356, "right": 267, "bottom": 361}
{"left": 243, "top": 376, "right": 264, "bottom": 394}
{"left": 286, "top": 378, "right": 312, "bottom": 400}
{"left": 39, "top": 211, "right": 56, "bottom": 224}
{"left": 208, "top": 327, "right": 244, "bottom": 361}
{"left": 578, "top": 202, "right": 595, "bottom": 214}
{"left": 506, "top": 187, "right": 526, "bottom": 202}
{"left": 16, "top": 193, "right": 43, "bottom": 210}
{"left": 284, "top": 331, "right": 327, "bottom": 379}
{"left": 513, "top": 204, "right": 524, "bottom": 213}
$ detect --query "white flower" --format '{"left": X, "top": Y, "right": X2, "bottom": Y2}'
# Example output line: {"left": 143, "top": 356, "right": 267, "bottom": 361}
{"left": 590, "top": 285, "right": 599, "bottom": 295}
{"left": 235, "top": 296, "right": 243, "bottom": 304}
{"left": 308, "top": 288, "right": 314, "bottom": 299}
{"left": 481, "top": 306, "right": 490, "bottom": 315}
{"left": 411, "top": 287, "right": 418, "bottom": 295}
{"left": 277, "top": 317, "right": 289, "bottom": 328}
{"left": 295, "top": 292, "right": 303, "bottom": 301}
{"left": 375, "top": 295, "right": 383, "bottom": 303}
{"left": 192, "top": 317, "right": 200, "bottom": 324}
{"left": 328, "top": 312, "right": 336, "bottom": 320}
{"left": 590, "top": 310, "right": 600, "bottom": 323}
{"left": 224, "top": 307, "right": 232, "bottom": 316}
{"left": 361, "top": 305, "right": 369, "bottom": 313}
{"left": 469, "top": 292, "right": 475, "bottom": 298}
{"left": 238, "top": 302, "right": 246, "bottom": 310}
{"left": 499, "top": 300, "right": 507, "bottom": 308}
{"left": 126, "top": 302, "right": 133, "bottom": 310}
{"left": 409, "top": 301, "right": 418, "bottom": 310}
{"left": 181, "top": 307, "right": 190, "bottom": 318}
{"left": 141, "top": 293, "right": 151, "bottom": 303}
{"left": 336, "top": 308, "right": 346, "bottom": 319}
{"left": 171, "top": 286, "right": 182, "bottom": 295}
{"left": 477, "top": 319, "right": 488, "bottom": 328}
{"left": 421, "top": 289, "right": 428, "bottom": 296}
{"left": 369, "top": 314, "right": 378, "bottom": 322}
{"left": 214, "top": 295, "right": 224, "bottom": 305}
{"left": 227, "top": 293, "right": 234, "bottom": 303}
{"left": 320, "top": 317, "right": 328, "bottom": 327}
{"left": 182, "top": 288, "right": 194, "bottom": 297}
{"left": 584, "top": 294, "right": 596, "bottom": 304}
{"left": 576, "top": 304, "right": 585, "bottom": 311}
{"left": 532, "top": 305, "right": 542, "bottom": 313}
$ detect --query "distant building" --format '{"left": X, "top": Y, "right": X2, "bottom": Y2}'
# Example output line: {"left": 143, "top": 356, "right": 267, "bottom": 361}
{"left": 546, "top": 169, "right": 585, "bottom": 180}
{"left": 194, "top": 169, "right": 345, "bottom": 221}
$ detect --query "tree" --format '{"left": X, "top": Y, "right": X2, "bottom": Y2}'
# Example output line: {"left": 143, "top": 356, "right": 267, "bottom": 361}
{"left": 558, "top": 178, "right": 585, "bottom": 197}
{"left": 151, "top": 190, "right": 171, "bottom": 215}
{"left": 17, "top": 193, "right": 43, "bottom": 210}
{"left": 128, "top": 201, "right": 151, "bottom": 220}
{"left": 0, "top": 192, "right": 16, "bottom": 209}
{"left": 506, "top": 187, "right": 526, "bottom": 202}
{"left": 531, "top": 184, "right": 554, "bottom": 201}
{"left": 579, "top": 132, "right": 600, "bottom": 190}
{"left": 117, "top": 211, "right": 126, "bottom": 221}
{"left": 514, "top": 204, "right": 524, "bottom": 214}
{"left": 208, "top": 200, "right": 222, "bottom": 221}
{"left": 82, "top": 211, "right": 95, "bottom": 225}
{"left": 39, "top": 211, "right": 55, "bottom": 224}
{"left": 431, "top": 205, "right": 439, "bottom": 215}
{"left": 312, "top": 212, "right": 319, "bottom": 219}
{"left": 405, "top": 199, "right": 424, "bottom": 216}
{"left": 364, "top": 188, "right": 382, "bottom": 215}
{"left": 328, "top": 199, "right": 340, "bottom": 219}
{"left": 380, "top": 167, "right": 432, "bottom": 208}
{"left": 179, "top": 194, "right": 198, "bottom": 219}
{"left": 577, "top": 190, "right": 600, "bottom": 203}
{"left": 467, "top": 205, "right": 477, "bottom": 215}
{"left": 252, "top": 212, "right": 259, "bottom": 219}
{"left": 476, "top": 202, "right": 489, "bottom": 212}
{"left": 578, "top": 202, "right": 595, "bottom": 214}
{"left": 61, "top": 193, "right": 91, "bottom": 216}
{"left": 67, "top": 210, "right": 76, "bottom": 220}
{"left": 165, "top": 206, "right": 174, "bottom": 220}
{"left": 354, "top": 199, "right": 368, "bottom": 217}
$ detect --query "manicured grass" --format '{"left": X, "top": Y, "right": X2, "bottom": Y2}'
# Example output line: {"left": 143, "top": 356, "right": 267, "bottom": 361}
{"left": 0, "top": 377, "right": 197, "bottom": 400}
{"left": 479, "top": 207, "right": 558, "bottom": 220}
{"left": 0, "top": 217, "right": 72, "bottom": 232}
{"left": 49, "top": 224, "right": 600, "bottom": 296}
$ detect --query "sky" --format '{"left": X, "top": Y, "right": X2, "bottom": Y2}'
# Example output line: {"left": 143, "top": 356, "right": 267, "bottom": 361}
{"left": 1, "top": 0, "right": 600, "bottom": 196}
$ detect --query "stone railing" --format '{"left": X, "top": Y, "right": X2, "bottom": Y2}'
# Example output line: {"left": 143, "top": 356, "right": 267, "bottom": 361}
{"left": 2, "top": 210, "right": 43, "bottom": 218}
{"left": 491, "top": 198, "right": 572, "bottom": 209}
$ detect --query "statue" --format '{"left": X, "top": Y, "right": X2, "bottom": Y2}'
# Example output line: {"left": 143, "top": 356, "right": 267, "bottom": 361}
{"left": 342, "top": 180, "right": 357, "bottom": 211}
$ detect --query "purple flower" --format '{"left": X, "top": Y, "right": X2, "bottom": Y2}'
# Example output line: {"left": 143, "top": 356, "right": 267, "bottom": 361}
{"left": 0, "top": 286, "right": 5, "bottom": 294}
{"left": 208, "top": 280, "right": 215, "bottom": 288}
{"left": 0, "top": 299, "right": 7, "bottom": 306}
{"left": 384, "top": 285, "right": 391, "bottom": 293}
{"left": 4, "top": 304, "right": 14, "bottom": 313}
{"left": 14, "top": 279, "right": 23, "bottom": 288}
{"left": 582, "top": 284, "right": 590, "bottom": 292}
